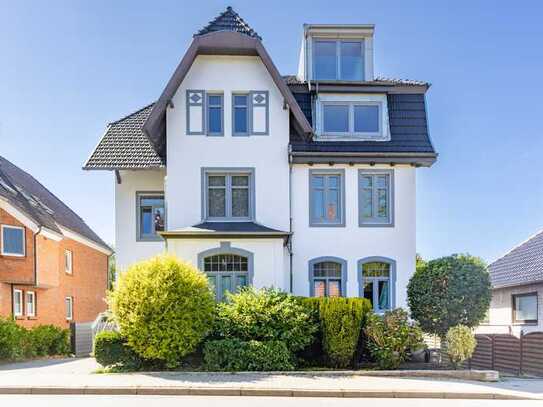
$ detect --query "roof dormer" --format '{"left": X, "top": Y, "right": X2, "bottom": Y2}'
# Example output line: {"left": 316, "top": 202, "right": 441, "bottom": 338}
{"left": 297, "top": 24, "right": 374, "bottom": 83}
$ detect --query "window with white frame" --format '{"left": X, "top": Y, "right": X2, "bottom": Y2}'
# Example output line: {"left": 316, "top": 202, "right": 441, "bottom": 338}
{"left": 312, "top": 261, "right": 343, "bottom": 297}
{"left": 316, "top": 95, "right": 389, "bottom": 140}
{"left": 13, "top": 289, "right": 23, "bottom": 317}
{"left": 26, "top": 291, "right": 36, "bottom": 317}
{"left": 65, "top": 297, "right": 73, "bottom": 320}
{"left": 359, "top": 170, "right": 394, "bottom": 226}
{"left": 512, "top": 293, "right": 538, "bottom": 324}
{"left": 136, "top": 193, "right": 165, "bottom": 241}
{"left": 313, "top": 39, "right": 364, "bottom": 81}
{"left": 1, "top": 225, "right": 25, "bottom": 256}
{"left": 203, "top": 169, "right": 254, "bottom": 221}
{"left": 65, "top": 250, "right": 73, "bottom": 274}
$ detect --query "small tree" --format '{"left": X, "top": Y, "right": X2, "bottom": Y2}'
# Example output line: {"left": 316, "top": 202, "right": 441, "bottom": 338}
{"left": 407, "top": 254, "right": 491, "bottom": 338}
{"left": 109, "top": 255, "right": 215, "bottom": 367}
{"left": 446, "top": 325, "right": 476, "bottom": 369}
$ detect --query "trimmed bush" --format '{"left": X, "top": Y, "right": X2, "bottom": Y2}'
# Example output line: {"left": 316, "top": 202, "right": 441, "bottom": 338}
{"left": 0, "top": 317, "right": 26, "bottom": 360}
{"left": 213, "top": 288, "right": 317, "bottom": 353}
{"left": 365, "top": 308, "right": 424, "bottom": 369}
{"left": 407, "top": 254, "right": 491, "bottom": 337}
{"left": 0, "top": 318, "right": 71, "bottom": 361}
{"left": 94, "top": 331, "right": 143, "bottom": 370}
{"left": 446, "top": 325, "right": 476, "bottom": 369}
{"left": 203, "top": 339, "right": 294, "bottom": 371}
{"left": 29, "top": 325, "right": 70, "bottom": 357}
{"left": 109, "top": 255, "right": 215, "bottom": 367}
{"left": 296, "top": 297, "right": 372, "bottom": 368}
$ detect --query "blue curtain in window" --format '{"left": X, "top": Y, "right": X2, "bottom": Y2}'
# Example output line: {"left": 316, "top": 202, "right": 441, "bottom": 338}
{"left": 379, "top": 281, "right": 389, "bottom": 310}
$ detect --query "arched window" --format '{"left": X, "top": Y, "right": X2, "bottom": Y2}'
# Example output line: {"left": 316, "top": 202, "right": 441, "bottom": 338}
{"left": 358, "top": 257, "right": 396, "bottom": 312}
{"left": 198, "top": 243, "right": 253, "bottom": 302}
{"left": 309, "top": 257, "right": 347, "bottom": 297}
{"left": 204, "top": 254, "right": 249, "bottom": 301}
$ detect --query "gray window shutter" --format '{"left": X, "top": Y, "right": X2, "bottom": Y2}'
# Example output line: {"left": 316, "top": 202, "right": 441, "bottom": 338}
{"left": 186, "top": 90, "right": 205, "bottom": 135}
{"left": 250, "top": 91, "right": 269, "bottom": 135}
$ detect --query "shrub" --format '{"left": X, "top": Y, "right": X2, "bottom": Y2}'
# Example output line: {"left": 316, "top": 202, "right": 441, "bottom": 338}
{"left": 446, "top": 325, "right": 476, "bottom": 369}
{"left": 296, "top": 297, "right": 372, "bottom": 368}
{"left": 407, "top": 254, "right": 491, "bottom": 337}
{"left": 94, "top": 331, "right": 143, "bottom": 370}
{"left": 29, "top": 325, "right": 70, "bottom": 356}
{"left": 109, "top": 255, "right": 215, "bottom": 367}
{"left": 213, "top": 288, "right": 317, "bottom": 353}
{"left": 0, "top": 317, "right": 26, "bottom": 360}
{"left": 203, "top": 339, "right": 294, "bottom": 371}
{"left": 365, "top": 308, "right": 424, "bottom": 369}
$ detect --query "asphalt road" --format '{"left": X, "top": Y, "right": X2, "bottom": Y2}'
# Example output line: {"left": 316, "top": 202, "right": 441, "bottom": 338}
{"left": 1, "top": 395, "right": 541, "bottom": 406}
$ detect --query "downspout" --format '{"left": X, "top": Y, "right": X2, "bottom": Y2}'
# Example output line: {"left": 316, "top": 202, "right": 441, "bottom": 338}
{"left": 34, "top": 226, "right": 41, "bottom": 287}
{"left": 288, "top": 145, "right": 294, "bottom": 293}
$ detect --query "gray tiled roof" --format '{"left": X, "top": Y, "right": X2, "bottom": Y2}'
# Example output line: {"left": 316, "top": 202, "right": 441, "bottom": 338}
{"left": 290, "top": 93, "right": 436, "bottom": 155}
{"left": 489, "top": 230, "right": 543, "bottom": 288}
{"left": 0, "top": 156, "right": 110, "bottom": 251}
{"left": 192, "top": 222, "right": 288, "bottom": 234}
{"left": 195, "top": 7, "right": 261, "bottom": 40}
{"left": 84, "top": 103, "right": 164, "bottom": 170}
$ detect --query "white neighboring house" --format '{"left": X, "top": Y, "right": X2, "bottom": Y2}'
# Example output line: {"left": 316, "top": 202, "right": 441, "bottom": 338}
{"left": 84, "top": 7, "right": 437, "bottom": 310}
{"left": 477, "top": 230, "right": 543, "bottom": 336}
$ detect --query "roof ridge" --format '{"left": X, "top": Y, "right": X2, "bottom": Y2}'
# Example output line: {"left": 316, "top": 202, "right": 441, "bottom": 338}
{"left": 489, "top": 228, "right": 543, "bottom": 268}
{"left": 109, "top": 102, "right": 155, "bottom": 126}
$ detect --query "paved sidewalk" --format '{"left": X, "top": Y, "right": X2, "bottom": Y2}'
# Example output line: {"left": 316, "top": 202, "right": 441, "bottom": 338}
{"left": 0, "top": 358, "right": 542, "bottom": 400}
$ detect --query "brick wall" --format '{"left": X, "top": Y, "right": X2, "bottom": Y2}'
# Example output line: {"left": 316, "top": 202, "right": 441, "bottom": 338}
{"left": 0, "top": 208, "right": 109, "bottom": 328}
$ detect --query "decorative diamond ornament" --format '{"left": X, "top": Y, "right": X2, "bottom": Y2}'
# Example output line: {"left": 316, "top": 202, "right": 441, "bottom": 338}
{"left": 254, "top": 94, "right": 265, "bottom": 104}
{"left": 190, "top": 93, "right": 202, "bottom": 103}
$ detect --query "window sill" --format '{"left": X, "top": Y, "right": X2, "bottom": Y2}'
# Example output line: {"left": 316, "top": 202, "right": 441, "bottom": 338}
{"left": 317, "top": 135, "right": 389, "bottom": 142}
{"left": 14, "top": 316, "right": 25, "bottom": 320}
{"left": 1, "top": 254, "right": 26, "bottom": 259}
{"left": 359, "top": 222, "right": 394, "bottom": 228}
{"left": 136, "top": 237, "right": 164, "bottom": 242}
{"left": 512, "top": 322, "right": 538, "bottom": 326}
{"left": 309, "top": 222, "right": 345, "bottom": 228}
{"left": 27, "top": 316, "right": 37, "bottom": 320}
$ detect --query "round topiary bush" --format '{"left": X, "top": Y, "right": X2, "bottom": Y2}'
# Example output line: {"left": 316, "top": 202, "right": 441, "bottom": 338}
{"left": 407, "top": 254, "right": 491, "bottom": 337}
{"left": 109, "top": 255, "right": 215, "bottom": 367}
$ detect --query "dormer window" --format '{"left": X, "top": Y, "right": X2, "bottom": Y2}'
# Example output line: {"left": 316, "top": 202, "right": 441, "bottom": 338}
{"left": 316, "top": 94, "right": 390, "bottom": 141}
{"left": 313, "top": 40, "right": 364, "bottom": 81}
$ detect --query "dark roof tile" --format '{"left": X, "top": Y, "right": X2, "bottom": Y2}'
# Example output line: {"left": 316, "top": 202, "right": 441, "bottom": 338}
{"left": 489, "top": 230, "right": 543, "bottom": 288}
{"left": 195, "top": 7, "right": 261, "bottom": 40}
{"left": 84, "top": 103, "right": 164, "bottom": 170}
{"left": 0, "top": 156, "right": 110, "bottom": 250}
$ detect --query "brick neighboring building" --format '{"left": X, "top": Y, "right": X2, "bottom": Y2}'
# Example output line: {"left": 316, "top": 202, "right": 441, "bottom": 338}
{"left": 0, "top": 156, "right": 111, "bottom": 328}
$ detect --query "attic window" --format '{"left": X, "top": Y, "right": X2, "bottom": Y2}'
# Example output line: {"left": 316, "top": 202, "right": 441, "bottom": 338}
{"left": 313, "top": 40, "right": 364, "bottom": 81}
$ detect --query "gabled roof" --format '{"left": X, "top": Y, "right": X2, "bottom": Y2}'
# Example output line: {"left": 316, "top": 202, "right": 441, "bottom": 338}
{"left": 195, "top": 6, "right": 261, "bottom": 40}
{"left": 0, "top": 156, "right": 111, "bottom": 252}
{"left": 84, "top": 103, "right": 164, "bottom": 170}
{"left": 488, "top": 230, "right": 543, "bottom": 289}
{"left": 142, "top": 30, "right": 314, "bottom": 150}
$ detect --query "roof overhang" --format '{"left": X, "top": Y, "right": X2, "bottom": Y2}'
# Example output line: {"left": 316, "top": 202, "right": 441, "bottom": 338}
{"left": 289, "top": 151, "right": 438, "bottom": 167}
{"left": 308, "top": 82, "right": 429, "bottom": 94}
{"left": 492, "top": 279, "right": 543, "bottom": 290}
{"left": 143, "top": 31, "right": 314, "bottom": 147}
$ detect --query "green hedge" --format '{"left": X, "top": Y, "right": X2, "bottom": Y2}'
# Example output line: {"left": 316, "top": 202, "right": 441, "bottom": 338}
{"left": 213, "top": 288, "right": 317, "bottom": 353}
{"left": 0, "top": 318, "right": 70, "bottom": 361}
{"left": 203, "top": 339, "right": 294, "bottom": 371}
{"left": 297, "top": 297, "right": 372, "bottom": 368}
{"left": 94, "top": 331, "right": 144, "bottom": 370}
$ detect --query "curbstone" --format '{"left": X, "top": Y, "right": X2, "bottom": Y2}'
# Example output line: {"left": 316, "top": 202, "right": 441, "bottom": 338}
{"left": 137, "top": 386, "right": 190, "bottom": 395}
{"left": 85, "top": 387, "right": 137, "bottom": 395}
{"left": 0, "top": 387, "right": 31, "bottom": 394}
{"left": 31, "top": 387, "right": 84, "bottom": 395}
{"left": 188, "top": 387, "right": 242, "bottom": 396}
{"left": 240, "top": 388, "right": 293, "bottom": 397}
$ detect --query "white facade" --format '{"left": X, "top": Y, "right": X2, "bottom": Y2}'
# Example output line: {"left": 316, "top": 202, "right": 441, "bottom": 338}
{"left": 108, "top": 20, "right": 431, "bottom": 311}
{"left": 477, "top": 283, "right": 543, "bottom": 337}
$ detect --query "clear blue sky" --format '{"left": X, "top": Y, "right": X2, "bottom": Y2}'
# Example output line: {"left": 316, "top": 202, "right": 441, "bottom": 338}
{"left": 1, "top": 0, "right": 543, "bottom": 264}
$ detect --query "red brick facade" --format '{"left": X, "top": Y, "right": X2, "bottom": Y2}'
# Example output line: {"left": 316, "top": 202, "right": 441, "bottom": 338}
{"left": 0, "top": 208, "right": 108, "bottom": 328}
